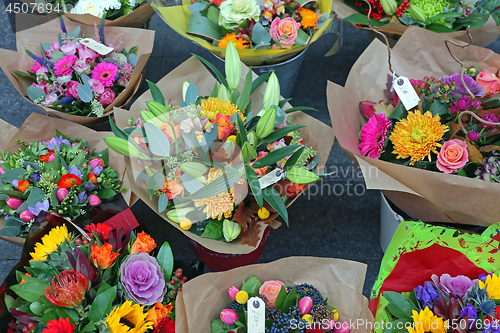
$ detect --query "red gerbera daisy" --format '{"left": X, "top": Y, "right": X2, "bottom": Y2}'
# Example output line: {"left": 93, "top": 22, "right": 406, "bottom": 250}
{"left": 42, "top": 317, "right": 75, "bottom": 333}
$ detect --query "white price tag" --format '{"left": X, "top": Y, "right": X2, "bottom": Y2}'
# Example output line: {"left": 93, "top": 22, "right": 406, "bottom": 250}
{"left": 393, "top": 76, "right": 420, "bottom": 111}
{"left": 247, "top": 297, "right": 265, "bottom": 333}
{"left": 79, "top": 38, "right": 114, "bottom": 55}
{"left": 258, "top": 168, "right": 285, "bottom": 189}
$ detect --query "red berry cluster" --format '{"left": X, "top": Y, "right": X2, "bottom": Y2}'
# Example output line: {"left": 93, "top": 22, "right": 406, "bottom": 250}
{"left": 353, "top": 0, "right": 384, "bottom": 20}
{"left": 22, "top": 322, "right": 36, "bottom": 333}
{"left": 168, "top": 268, "right": 188, "bottom": 299}
{"left": 395, "top": 0, "right": 410, "bottom": 17}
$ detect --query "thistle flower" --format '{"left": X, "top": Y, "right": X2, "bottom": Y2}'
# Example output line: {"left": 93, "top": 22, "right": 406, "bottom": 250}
{"left": 45, "top": 270, "right": 88, "bottom": 307}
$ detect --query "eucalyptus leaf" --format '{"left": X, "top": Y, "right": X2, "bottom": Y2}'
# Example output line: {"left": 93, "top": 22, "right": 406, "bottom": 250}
{"left": 78, "top": 84, "right": 93, "bottom": 103}
{"left": 144, "top": 122, "right": 171, "bottom": 157}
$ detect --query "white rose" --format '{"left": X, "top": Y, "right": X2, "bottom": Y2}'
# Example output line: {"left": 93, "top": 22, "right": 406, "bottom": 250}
{"left": 219, "top": 0, "right": 261, "bottom": 30}
{"left": 57, "top": 75, "right": 72, "bottom": 84}
{"left": 71, "top": 0, "right": 104, "bottom": 17}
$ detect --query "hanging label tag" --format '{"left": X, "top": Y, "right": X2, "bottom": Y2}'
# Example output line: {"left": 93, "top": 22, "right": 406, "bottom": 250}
{"left": 247, "top": 297, "right": 265, "bottom": 333}
{"left": 259, "top": 168, "right": 285, "bottom": 189}
{"left": 79, "top": 38, "right": 114, "bottom": 55}
{"left": 393, "top": 76, "right": 420, "bottom": 110}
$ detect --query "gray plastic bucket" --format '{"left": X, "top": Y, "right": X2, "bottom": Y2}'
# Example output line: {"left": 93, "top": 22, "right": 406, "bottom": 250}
{"left": 209, "top": 49, "right": 307, "bottom": 99}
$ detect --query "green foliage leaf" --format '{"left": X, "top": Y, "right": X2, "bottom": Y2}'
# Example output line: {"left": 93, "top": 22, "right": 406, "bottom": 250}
{"left": 274, "top": 286, "right": 288, "bottom": 310}
{"left": 237, "top": 70, "right": 253, "bottom": 112}
{"left": 187, "top": 170, "right": 244, "bottom": 200}
{"left": 97, "top": 188, "right": 117, "bottom": 200}
{"left": 242, "top": 276, "right": 262, "bottom": 297}
{"left": 158, "top": 193, "right": 169, "bottom": 213}
{"left": 78, "top": 84, "right": 93, "bottom": 103}
{"left": 27, "top": 86, "right": 47, "bottom": 102}
{"left": 184, "top": 83, "right": 198, "bottom": 104}
{"left": 251, "top": 22, "right": 271, "bottom": 48}
{"left": 10, "top": 276, "right": 48, "bottom": 302}
{"left": 284, "top": 146, "right": 305, "bottom": 172}
{"left": 193, "top": 54, "right": 228, "bottom": 88}
{"left": 27, "top": 187, "right": 45, "bottom": 206}
{"left": 383, "top": 291, "right": 417, "bottom": 320}
{"left": 262, "top": 186, "right": 288, "bottom": 225}
{"left": 251, "top": 145, "right": 300, "bottom": 168}
{"left": 429, "top": 100, "right": 449, "bottom": 117}
{"left": 0, "top": 226, "right": 20, "bottom": 237}
{"left": 281, "top": 286, "right": 297, "bottom": 312}
{"left": 146, "top": 79, "right": 166, "bottom": 106}
{"left": 251, "top": 72, "right": 271, "bottom": 95}
{"left": 2, "top": 168, "right": 26, "bottom": 182}
{"left": 343, "top": 13, "right": 388, "bottom": 27}
{"left": 201, "top": 219, "right": 224, "bottom": 239}
{"left": 144, "top": 122, "right": 171, "bottom": 157}
{"left": 286, "top": 167, "right": 319, "bottom": 184}
{"left": 259, "top": 126, "right": 305, "bottom": 145}
{"left": 88, "top": 285, "right": 117, "bottom": 323}
{"left": 246, "top": 165, "right": 263, "bottom": 208}
{"left": 187, "top": 15, "right": 222, "bottom": 40}
{"left": 157, "top": 242, "right": 174, "bottom": 280}
{"left": 389, "top": 103, "right": 408, "bottom": 120}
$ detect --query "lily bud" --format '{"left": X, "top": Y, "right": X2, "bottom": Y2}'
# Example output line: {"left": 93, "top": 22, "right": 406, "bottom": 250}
{"left": 263, "top": 72, "right": 280, "bottom": 111}
{"left": 6, "top": 197, "right": 23, "bottom": 210}
{"left": 146, "top": 101, "right": 170, "bottom": 123}
{"left": 228, "top": 286, "right": 240, "bottom": 301}
{"left": 298, "top": 296, "right": 313, "bottom": 315}
{"left": 180, "top": 162, "right": 209, "bottom": 182}
{"left": 104, "top": 137, "right": 143, "bottom": 158}
{"left": 225, "top": 41, "right": 241, "bottom": 90}
{"left": 241, "top": 141, "right": 258, "bottom": 162}
{"left": 220, "top": 309, "right": 238, "bottom": 325}
{"left": 166, "top": 208, "right": 193, "bottom": 223}
{"left": 182, "top": 81, "right": 190, "bottom": 101}
{"left": 247, "top": 131, "right": 257, "bottom": 146}
{"left": 223, "top": 219, "right": 241, "bottom": 242}
{"left": 380, "top": 0, "right": 397, "bottom": 16}
{"left": 409, "top": 5, "right": 427, "bottom": 23}
{"left": 218, "top": 84, "right": 231, "bottom": 102}
{"left": 256, "top": 107, "right": 277, "bottom": 139}
{"left": 20, "top": 210, "right": 35, "bottom": 222}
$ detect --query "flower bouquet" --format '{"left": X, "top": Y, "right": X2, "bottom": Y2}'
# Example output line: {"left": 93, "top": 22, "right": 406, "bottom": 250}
{"left": 2, "top": 217, "right": 185, "bottom": 333}
{"left": 370, "top": 220, "right": 500, "bottom": 333}
{"left": 0, "top": 113, "right": 129, "bottom": 246}
{"left": 150, "top": 0, "right": 334, "bottom": 66}
{"left": 0, "top": 13, "right": 154, "bottom": 126}
{"left": 174, "top": 256, "right": 374, "bottom": 333}
{"left": 327, "top": 26, "right": 500, "bottom": 226}
{"left": 106, "top": 43, "right": 334, "bottom": 258}
{"left": 332, "top": 0, "right": 500, "bottom": 47}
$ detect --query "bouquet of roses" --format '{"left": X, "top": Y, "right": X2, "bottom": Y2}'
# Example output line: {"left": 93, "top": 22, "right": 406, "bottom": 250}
{"left": 0, "top": 114, "right": 127, "bottom": 241}
{"left": 4, "top": 221, "right": 184, "bottom": 333}
{"left": 150, "top": 0, "right": 334, "bottom": 65}
{"left": 332, "top": 0, "right": 500, "bottom": 47}
{"left": 105, "top": 42, "right": 328, "bottom": 250}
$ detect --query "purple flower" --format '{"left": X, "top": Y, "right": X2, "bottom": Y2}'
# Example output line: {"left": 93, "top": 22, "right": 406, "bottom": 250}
{"left": 456, "top": 96, "right": 471, "bottom": 111}
{"left": 479, "top": 273, "right": 493, "bottom": 281}
{"left": 449, "top": 104, "right": 459, "bottom": 115}
{"left": 4, "top": 213, "right": 12, "bottom": 219}
{"left": 59, "top": 97, "right": 74, "bottom": 105}
{"left": 460, "top": 303, "right": 477, "bottom": 320}
{"left": 431, "top": 274, "right": 476, "bottom": 299}
{"left": 473, "top": 101, "right": 481, "bottom": 109}
{"left": 120, "top": 253, "right": 166, "bottom": 306}
{"left": 78, "top": 192, "right": 87, "bottom": 203}
{"left": 92, "top": 166, "right": 103, "bottom": 177}
{"left": 483, "top": 114, "right": 499, "bottom": 130}
{"left": 29, "top": 172, "right": 41, "bottom": 182}
{"left": 11, "top": 180, "right": 19, "bottom": 189}
{"left": 483, "top": 321, "right": 500, "bottom": 333}
{"left": 68, "top": 166, "right": 83, "bottom": 180}
{"left": 28, "top": 199, "right": 50, "bottom": 216}
{"left": 415, "top": 282, "right": 439, "bottom": 308}
{"left": 84, "top": 182, "right": 95, "bottom": 191}
{"left": 440, "top": 73, "right": 486, "bottom": 98}
{"left": 46, "top": 136, "right": 71, "bottom": 151}
{"left": 467, "top": 130, "right": 480, "bottom": 142}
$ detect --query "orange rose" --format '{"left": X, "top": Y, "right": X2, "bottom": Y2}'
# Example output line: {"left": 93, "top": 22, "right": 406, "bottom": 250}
{"left": 160, "top": 169, "right": 184, "bottom": 200}
{"left": 259, "top": 280, "right": 285, "bottom": 306}
{"left": 130, "top": 231, "right": 157, "bottom": 254}
{"left": 90, "top": 243, "right": 120, "bottom": 269}
{"left": 146, "top": 302, "right": 173, "bottom": 328}
{"left": 18, "top": 180, "right": 30, "bottom": 192}
{"left": 250, "top": 151, "right": 269, "bottom": 176}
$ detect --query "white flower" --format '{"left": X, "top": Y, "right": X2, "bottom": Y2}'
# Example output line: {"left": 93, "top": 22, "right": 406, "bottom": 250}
{"left": 111, "top": 53, "right": 128, "bottom": 65}
{"left": 219, "top": 0, "right": 260, "bottom": 30}
{"left": 101, "top": 0, "right": 122, "bottom": 10}
{"left": 129, "top": 0, "right": 137, "bottom": 7}
{"left": 57, "top": 75, "right": 72, "bottom": 84}
{"left": 71, "top": 0, "right": 104, "bottom": 17}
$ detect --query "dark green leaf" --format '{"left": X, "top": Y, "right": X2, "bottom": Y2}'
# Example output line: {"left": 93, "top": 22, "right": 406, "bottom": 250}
{"left": 97, "top": 188, "right": 117, "bottom": 200}
{"left": 201, "top": 219, "right": 224, "bottom": 239}
{"left": 342, "top": 13, "right": 388, "bottom": 27}
{"left": 285, "top": 106, "right": 318, "bottom": 113}
{"left": 262, "top": 186, "right": 288, "bottom": 225}
{"left": 383, "top": 291, "right": 417, "bottom": 320}
{"left": 259, "top": 126, "right": 305, "bottom": 145}
{"left": 157, "top": 242, "right": 174, "bottom": 280}
{"left": 146, "top": 79, "right": 166, "bottom": 106}
{"left": 2, "top": 168, "right": 26, "bottom": 182}
{"left": 237, "top": 114, "right": 247, "bottom": 145}
{"left": 187, "top": 15, "right": 222, "bottom": 40}
{"left": 242, "top": 275, "right": 262, "bottom": 297}
{"left": 389, "top": 103, "right": 408, "bottom": 120}
{"left": 246, "top": 165, "right": 263, "bottom": 208}
{"left": 192, "top": 54, "right": 228, "bottom": 88}
{"left": 251, "top": 72, "right": 271, "bottom": 94}
{"left": 236, "top": 70, "right": 253, "bottom": 112}
{"left": 429, "top": 100, "right": 449, "bottom": 116}
{"left": 10, "top": 276, "right": 48, "bottom": 302}
{"left": 274, "top": 286, "right": 288, "bottom": 310}
{"left": 27, "top": 187, "right": 45, "bottom": 206}
{"left": 251, "top": 145, "right": 300, "bottom": 168}
{"left": 281, "top": 286, "right": 297, "bottom": 312}
{"left": 284, "top": 146, "right": 305, "bottom": 172}
{"left": 88, "top": 286, "right": 117, "bottom": 322}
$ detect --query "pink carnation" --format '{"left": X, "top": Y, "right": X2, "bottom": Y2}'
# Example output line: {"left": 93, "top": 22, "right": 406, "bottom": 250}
{"left": 98, "top": 88, "right": 115, "bottom": 105}
{"left": 65, "top": 81, "right": 81, "bottom": 99}
{"left": 91, "top": 62, "right": 119, "bottom": 87}
{"left": 436, "top": 139, "right": 468, "bottom": 174}
{"left": 359, "top": 113, "right": 391, "bottom": 159}
{"left": 53, "top": 55, "right": 78, "bottom": 77}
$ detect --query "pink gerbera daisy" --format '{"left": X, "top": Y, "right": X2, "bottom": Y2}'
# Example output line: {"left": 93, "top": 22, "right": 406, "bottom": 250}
{"left": 91, "top": 62, "right": 119, "bottom": 87}
{"left": 53, "top": 55, "right": 78, "bottom": 77}
{"left": 359, "top": 113, "right": 391, "bottom": 159}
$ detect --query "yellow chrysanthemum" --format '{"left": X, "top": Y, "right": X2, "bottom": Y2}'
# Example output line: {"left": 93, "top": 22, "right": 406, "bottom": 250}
{"left": 479, "top": 273, "right": 500, "bottom": 299}
{"left": 218, "top": 33, "right": 250, "bottom": 49}
{"left": 193, "top": 167, "right": 243, "bottom": 220}
{"left": 30, "top": 225, "right": 71, "bottom": 261}
{"left": 390, "top": 110, "right": 448, "bottom": 165}
{"left": 408, "top": 307, "right": 449, "bottom": 333}
{"left": 106, "top": 301, "right": 153, "bottom": 333}
{"left": 299, "top": 8, "right": 318, "bottom": 29}
{"left": 200, "top": 97, "right": 245, "bottom": 123}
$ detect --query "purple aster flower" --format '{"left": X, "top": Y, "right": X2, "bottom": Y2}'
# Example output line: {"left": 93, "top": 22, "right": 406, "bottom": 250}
{"left": 415, "top": 282, "right": 439, "bottom": 308}
{"left": 78, "top": 192, "right": 87, "bottom": 203}
{"left": 68, "top": 166, "right": 83, "bottom": 180}
{"left": 92, "top": 166, "right": 103, "bottom": 177}
{"left": 11, "top": 180, "right": 19, "bottom": 189}
{"left": 84, "top": 182, "right": 95, "bottom": 191}
{"left": 29, "top": 172, "right": 41, "bottom": 182}
{"left": 46, "top": 136, "right": 71, "bottom": 151}
{"left": 28, "top": 199, "right": 50, "bottom": 216}
{"left": 440, "top": 73, "right": 486, "bottom": 98}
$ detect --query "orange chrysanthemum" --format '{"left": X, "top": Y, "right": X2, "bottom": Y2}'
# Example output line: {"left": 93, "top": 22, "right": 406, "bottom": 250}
{"left": 218, "top": 33, "right": 250, "bottom": 49}
{"left": 200, "top": 97, "right": 245, "bottom": 122}
{"left": 299, "top": 8, "right": 318, "bottom": 29}
{"left": 390, "top": 110, "right": 449, "bottom": 165}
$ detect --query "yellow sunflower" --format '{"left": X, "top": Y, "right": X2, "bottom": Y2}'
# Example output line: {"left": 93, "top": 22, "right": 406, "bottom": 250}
{"left": 389, "top": 110, "right": 448, "bottom": 165}
{"left": 200, "top": 97, "right": 246, "bottom": 123}
{"left": 193, "top": 167, "right": 244, "bottom": 220}
{"left": 106, "top": 301, "right": 153, "bottom": 333}
{"left": 479, "top": 273, "right": 500, "bottom": 299}
{"left": 408, "top": 307, "right": 449, "bottom": 333}
{"left": 30, "top": 225, "right": 71, "bottom": 261}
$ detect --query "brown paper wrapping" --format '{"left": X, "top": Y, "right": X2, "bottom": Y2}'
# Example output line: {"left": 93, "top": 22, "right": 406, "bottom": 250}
{"left": 328, "top": 25, "right": 500, "bottom": 226}
{"left": 175, "top": 257, "right": 374, "bottom": 333}
{"left": 0, "top": 13, "right": 154, "bottom": 126}
{"left": 113, "top": 56, "right": 335, "bottom": 254}
{"left": 0, "top": 113, "right": 130, "bottom": 246}
{"left": 332, "top": 0, "right": 500, "bottom": 47}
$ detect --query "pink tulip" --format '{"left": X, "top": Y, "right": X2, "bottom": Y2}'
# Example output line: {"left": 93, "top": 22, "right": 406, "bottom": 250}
{"left": 20, "top": 210, "right": 35, "bottom": 222}
{"left": 6, "top": 197, "right": 23, "bottom": 210}
{"left": 88, "top": 158, "right": 103, "bottom": 170}
{"left": 0, "top": 165, "right": 4, "bottom": 175}
{"left": 322, "top": 319, "right": 335, "bottom": 332}
{"left": 56, "top": 188, "right": 70, "bottom": 202}
{"left": 298, "top": 296, "right": 313, "bottom": 315}
{"left": 335, "top": 322, "right": 351, "bottom": 333}
{"left": 89, "top": 194, "right": 101, "bottom": 207}
{"left": 220, "top": 309, "right": 238, "bottom": 325}
{"left": 228, "top": 286, "right": 239, "bottom": 301}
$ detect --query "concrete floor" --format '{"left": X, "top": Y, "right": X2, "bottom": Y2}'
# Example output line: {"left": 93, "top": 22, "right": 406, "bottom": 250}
{"left": 1, "top": 2, "right": 500, "bottom": 298}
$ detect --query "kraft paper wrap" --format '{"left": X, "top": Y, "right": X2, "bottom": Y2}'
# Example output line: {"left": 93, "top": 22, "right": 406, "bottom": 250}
{"left": 332, "top": 0, "right": 500, "bottom": 47}
{"left": 0, "top": 14, "right": 154, "bottom": 126}
{"left": 174, "top": 257, "right": 374, "bottom": 333}
{"left": 113, "top": 56, "right": 335, "bottom": 254}
{"left": 327, "top": 25, "right": 500, "bottom": 226}
{"left": 0, "top": 113, "right": 130, "bottom": 246}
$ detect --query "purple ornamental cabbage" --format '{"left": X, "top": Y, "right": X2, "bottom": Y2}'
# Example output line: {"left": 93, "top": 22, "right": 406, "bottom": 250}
{"left": 440, "top": 73, "right": 486, "bottom": 98}
{"left": 431, "top": 273, "right": 476, "bottom": 299}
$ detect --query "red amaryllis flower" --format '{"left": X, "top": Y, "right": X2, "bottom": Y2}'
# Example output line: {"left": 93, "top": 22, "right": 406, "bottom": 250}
{"left": 57, "top": 174, "right": 82, "bottom": 188}
{"left": 85, "top": 223, "right": 113, "bottom": 242}
{"left": 45, "top": 270, "right": 88, "bottom": 307}
{"left": 153, "top": 316, "right": 175, "bottom": 333}
{"left": 42, "top": 317, "right": 75, "bottom": 333}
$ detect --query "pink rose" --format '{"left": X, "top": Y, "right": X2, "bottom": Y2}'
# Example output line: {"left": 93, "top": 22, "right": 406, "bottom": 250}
{"left": 73, "top": 60, "right": 90, "bottom": 74}
{"left": 476, "top": 69, "right": 500, "bottom": 95}
{"left": 269, "top": 17, "right": 301, "bottom": 49}
{"left": 78, "top": 45, "right": 98, "bottom": 63}
{"left": 88, "top": 79, "right": 105, "bottom": 94}
{"left": 98, "top": 88, "right": 115, "bottom": 105}
{"left": 436, "top": 139, "right": 468, "bottom": 174}
{"left": 431, "top": 274, "right": 476, "bottom": 299}
{"left": 43, "top": 93, "right": 58, "bottom": 106}
{"left": 259, "top": 280, "right": 285, "bottom": 306}
{"left": 61, "top": 42, "right": 78, "bottom": 55}
{"left": 65, "top": 81, "right": 81, "bottom": 99}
